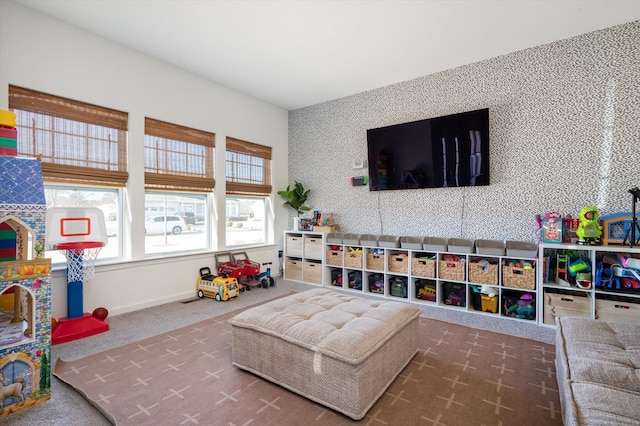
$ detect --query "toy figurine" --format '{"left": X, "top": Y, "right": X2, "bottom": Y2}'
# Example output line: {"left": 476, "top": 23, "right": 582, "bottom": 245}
{"left": 576, "top": 206, "right": 603, "bottom": 245}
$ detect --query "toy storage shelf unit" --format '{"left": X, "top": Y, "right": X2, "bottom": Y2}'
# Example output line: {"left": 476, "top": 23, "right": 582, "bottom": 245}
{"left": 283, "top": 231, "right": 324, "bottom": 285}
{"left": 320, "top": 233, "right": 539, "bottom": 323}
{"left": 538, "top": 242, "right": 640, "bottom": 327}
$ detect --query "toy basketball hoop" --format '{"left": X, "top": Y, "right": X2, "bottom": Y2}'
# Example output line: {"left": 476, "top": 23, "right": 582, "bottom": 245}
{"left": 45, "top": 207, "right": 108, "bottom": 283}
{"left": 55, "top": 241, "right": 104, "bottom": 282}
{"left": 45, "top": 207, "right": 110, "bottom": 344}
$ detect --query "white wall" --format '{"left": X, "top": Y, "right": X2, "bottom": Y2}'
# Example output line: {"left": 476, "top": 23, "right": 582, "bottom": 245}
{"left": 0, "top": 1, "right": 291, "bottom": 318}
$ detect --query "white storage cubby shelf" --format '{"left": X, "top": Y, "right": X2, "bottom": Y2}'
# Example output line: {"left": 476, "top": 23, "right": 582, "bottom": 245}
{"left": 538, "top": 242, "right": 640, "bottom": 327}
{"left": 283, "top": 231, "right": 324, "bottom": 285}
{"left": 285, "top": 231, "right": 540, "bottom": 323}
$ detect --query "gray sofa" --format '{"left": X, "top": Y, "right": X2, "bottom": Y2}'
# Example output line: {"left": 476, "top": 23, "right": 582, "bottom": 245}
{"left": 555, "top": 317, "right": 640, "bottom": 425}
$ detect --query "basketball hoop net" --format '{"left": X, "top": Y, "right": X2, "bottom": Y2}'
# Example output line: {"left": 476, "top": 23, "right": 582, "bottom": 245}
{"left": 56, "top": 242, "right": 104, "bottom": 283}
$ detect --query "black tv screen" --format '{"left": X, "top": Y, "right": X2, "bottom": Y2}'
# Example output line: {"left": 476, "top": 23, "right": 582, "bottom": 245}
{"left": 367, "top": 108, "right": 490, "bottom": 191}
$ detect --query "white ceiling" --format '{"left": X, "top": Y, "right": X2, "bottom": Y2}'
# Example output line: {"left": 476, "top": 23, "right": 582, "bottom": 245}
{"left": 14, "top": 0, "right": 640, "bottom": 110}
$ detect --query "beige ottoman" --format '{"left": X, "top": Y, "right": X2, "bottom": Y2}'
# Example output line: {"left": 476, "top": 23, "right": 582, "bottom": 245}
{"left": 230, "top": 288, "right": 421, "bottom": 420}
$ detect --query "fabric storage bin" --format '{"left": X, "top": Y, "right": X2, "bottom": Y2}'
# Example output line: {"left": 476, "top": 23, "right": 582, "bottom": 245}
{"left": 344, "top": 250, "right": 363, "bottom": 268}
{"left": 368, "top": 273, "right": 384, "bottom": 294}
{"left": 286, "top": 234, "right": 303, "bottom": 257}
{"left": 326, "top": 232, "right": 343, "bottom": 244}
{"left": 360, "top": 234, "right": 378, "bottom": 247}
{"left": 342, "top": 233, "right": 360, "bottom": 245}
{"left": 447, "top": 238, "right": 474, "bottom": 253}
{"left": 411, "top": 256, "right": 436, "bottom": 278}
{"left": 366, "top": 251, "right": 384, "bottom": 271}
{"left": 438, "top": 255, "right": 466, "bottom": 281}
{"left": 502, "top": 291, "right": 535, "bottom": 320}
{"left": 596, "top": 296, "right": 640, "bottom": 324}
{"left": 330, "top": 268, "right": 343, "bottom": 287}
{"left": 442, "top": 282, "right": 466, "bottom": 307}
{"left": 325, "top": 248, "right": 343, "bottom": 266}
{"left": 389, "top": 276, "right": 408, "bottom": 298}
{"left": 505, "top": 240, "right": 538, "bottom": 258}
{"left": 284, "top": 258, "right": 303, "bottom": 281}
{"left": 400, "top": 236, "right": 422, "bottom": 249}
{"left": 423, "top": 237, "right": 447, "bottom": 252}
{"left": 503, "top": 264, "right": 536, "bottom": 289}
{"left": 378, "top": 235, "right": 400, "bottom": 248}
{"left": 303, "top": 260, "right": 322, "bottom": 284}
{"left": 543, "top": 288, "right": 591, "bottom": 325}
{"left": 303, "top": 235, "right": 323, "bottom": 259}
{"left": 347, "top": 270, "right": 362, "bottom": 290}
{"left": 475, "top": 239, "right": 505, "bottom": 256}
{"left": 388, "top": 252, "right": 408, "bottom": 273}
{"left": 468, "top": 260, "right": 498, "bottom": 285}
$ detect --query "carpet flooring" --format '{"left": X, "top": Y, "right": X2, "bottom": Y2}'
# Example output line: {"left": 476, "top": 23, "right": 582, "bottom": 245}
{"left": 53, "top": 298, "right": 561, "bottom": 425}
{"left": 3, "top": 280, "right": 556, "bottom": 425}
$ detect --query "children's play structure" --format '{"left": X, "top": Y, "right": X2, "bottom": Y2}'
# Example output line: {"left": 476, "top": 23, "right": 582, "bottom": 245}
{"left": 45, "top": 207, "right": 109, "bottom": 345}
{"left": 0, "top": 110, "right": 52, "bottom": 417}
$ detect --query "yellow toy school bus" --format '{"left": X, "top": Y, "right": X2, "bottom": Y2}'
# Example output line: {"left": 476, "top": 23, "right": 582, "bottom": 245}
{"left": 197, "top": 268, "right": 240, "bottom": 301}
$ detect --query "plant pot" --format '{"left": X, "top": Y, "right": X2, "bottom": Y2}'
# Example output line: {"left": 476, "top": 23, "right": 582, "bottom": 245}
{"left": 293, "top": 217, "right": 300, "bottom": 231}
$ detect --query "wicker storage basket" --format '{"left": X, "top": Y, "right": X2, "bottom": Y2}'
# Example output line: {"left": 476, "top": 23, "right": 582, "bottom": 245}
{"left": 411, "top": 257, "right": 435, "bottom": 278}
{"left": 366, "top": 253, "right": 384, "bottom": 271}
{"left": 468, "top": 262, "right": 498, "bottom": 285}
{"left": 438, "top": 259, "right": 466, "bottom": 281}
{"left": 326, "top": 249, "right": 343, "bottom": 266}
{"left": 388, "top": 253, "right": 408, "bottom": 273}
{"left": 344, "top": 251, "right": 363, "bottom": 269}
{"left": 502, "top": 265, "right": 536, "bottom": 289}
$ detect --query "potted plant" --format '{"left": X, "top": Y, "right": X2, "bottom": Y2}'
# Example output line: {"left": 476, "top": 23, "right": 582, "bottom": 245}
{"left": 277, "top": 181, "right": 311, "bottom": 229}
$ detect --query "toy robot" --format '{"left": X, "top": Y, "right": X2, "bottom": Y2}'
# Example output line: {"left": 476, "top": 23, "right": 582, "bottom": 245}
{"left": 576, "top": 206, "right": 602, "bottom": 245}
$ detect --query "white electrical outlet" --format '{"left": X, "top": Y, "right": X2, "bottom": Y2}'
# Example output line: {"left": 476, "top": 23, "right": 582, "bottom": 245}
{"left": 353, "top": 160, "right": 365, "bottom": 169}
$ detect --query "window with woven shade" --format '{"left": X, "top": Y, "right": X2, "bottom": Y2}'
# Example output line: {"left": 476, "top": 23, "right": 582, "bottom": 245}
{"left": 225, "top": 137, "right": 272, "bottom": 196}
{"left": 8, "top": 85, "right": 129, "bottom": 186}
{"left": 144, "top": 118, "right": 215, "bottom": 191}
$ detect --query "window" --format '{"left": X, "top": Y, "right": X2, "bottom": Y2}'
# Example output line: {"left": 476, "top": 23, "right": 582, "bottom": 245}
{"left": 44, "top": 185, "right": 122, "bottom": 264}
{"left": 9, "top": 86, "right": 128, "bottom": 264}
{"left": 225, "top": 137, "right": 272, "bottom": 247}
{"left": 144, "top": 118, "right": 213, "bottom": 255}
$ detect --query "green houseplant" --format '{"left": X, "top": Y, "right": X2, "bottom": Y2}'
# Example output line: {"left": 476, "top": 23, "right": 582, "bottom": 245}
{"left": 277, "top": 181, "right": 311, "bottom": 216}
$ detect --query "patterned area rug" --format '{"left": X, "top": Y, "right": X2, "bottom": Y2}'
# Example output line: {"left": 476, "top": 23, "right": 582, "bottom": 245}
{"left": 54, "top": 304, "right": 562, "bottom": 425}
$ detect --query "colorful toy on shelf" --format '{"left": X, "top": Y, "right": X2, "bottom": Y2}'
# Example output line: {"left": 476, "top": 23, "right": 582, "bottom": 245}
{"left": 576, "top": 206, "right": 603, "bottom": 245}
{"left": 507, "top": 293, "right": 535, "bottom": 319}
{"left": 542, "top": 211, "right": 564, "bottom": 243}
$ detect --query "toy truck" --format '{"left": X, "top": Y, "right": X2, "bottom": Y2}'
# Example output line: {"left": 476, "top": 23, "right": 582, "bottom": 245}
{"left": 215, "top": 251, "right": 275, "bottom": 290}
{"left": 196, "top": 267, "right": 240, "bottom": 301}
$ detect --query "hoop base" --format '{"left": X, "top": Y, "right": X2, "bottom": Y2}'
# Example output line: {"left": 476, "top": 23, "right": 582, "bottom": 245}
{"left": 52, "top": 313, "right": 109, "bottom": 345}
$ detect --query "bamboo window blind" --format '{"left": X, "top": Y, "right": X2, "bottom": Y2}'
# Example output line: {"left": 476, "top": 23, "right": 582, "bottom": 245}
{"left": 8, "top": 85, "right": 129, "bottom": 186}
{"left": 144, "top": 117, "right": 215, "bottom": 191}
{"left": 225, "top": 137, "right": 272, "bottom": 196}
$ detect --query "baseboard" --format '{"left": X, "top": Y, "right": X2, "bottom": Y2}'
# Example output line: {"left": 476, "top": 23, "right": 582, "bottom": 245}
{"left": 108, "top": 290, "right": 195, "bottom": 317}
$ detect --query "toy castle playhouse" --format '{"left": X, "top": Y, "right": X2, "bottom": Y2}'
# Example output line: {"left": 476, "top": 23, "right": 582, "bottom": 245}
{"left": 0, "top": 110, "right": 52, "bottom": 417}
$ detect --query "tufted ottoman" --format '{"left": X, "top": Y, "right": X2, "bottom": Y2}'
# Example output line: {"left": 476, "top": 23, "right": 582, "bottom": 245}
{"left": 556, "top": 317, "right": 640, "bottom": 425}
{"left": 229, "top": 288, "right": 421, "bottom": 420}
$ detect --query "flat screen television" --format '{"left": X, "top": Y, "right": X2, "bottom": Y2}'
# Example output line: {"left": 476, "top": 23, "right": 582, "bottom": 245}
{"left": 367, "top": 108, "right": 490, "bottom": 191}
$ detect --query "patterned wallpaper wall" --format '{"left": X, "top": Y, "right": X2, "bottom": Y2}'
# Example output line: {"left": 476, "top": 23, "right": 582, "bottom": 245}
{"left": 288, "top": 20, "right": 640, "bottom": 243}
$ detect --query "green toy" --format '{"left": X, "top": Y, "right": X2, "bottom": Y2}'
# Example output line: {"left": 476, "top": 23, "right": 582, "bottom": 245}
{"left": 576, "top": 206, "right": 602, "bottom": 245}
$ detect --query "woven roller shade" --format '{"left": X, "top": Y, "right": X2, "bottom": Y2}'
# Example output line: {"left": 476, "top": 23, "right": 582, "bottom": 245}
{"left": 9, "top": 85, "right": 128, "bottom": 130}
{"left": 145, "top": 172, "right": 215, "bottom": 191}
{"left": 226, "top": 137, "right": 271, "bottom": 159}
{"left": 225, "top": 137, "right": 272, "bottom": 196}
{"left": 145, "top": 118, "right": 215, "bottom": 147}
{"left": 9, "top": 85, "right": 129, "bottom": 186}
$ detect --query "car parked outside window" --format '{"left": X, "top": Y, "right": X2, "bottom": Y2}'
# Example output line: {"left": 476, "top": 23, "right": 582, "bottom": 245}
{"left": 144, "top": 215, "right": 186, "bottom": 235}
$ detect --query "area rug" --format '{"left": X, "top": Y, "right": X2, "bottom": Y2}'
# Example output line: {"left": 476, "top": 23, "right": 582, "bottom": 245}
{"left": 54, "top": 304, "right": 563, "bottom": 425}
